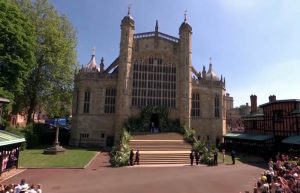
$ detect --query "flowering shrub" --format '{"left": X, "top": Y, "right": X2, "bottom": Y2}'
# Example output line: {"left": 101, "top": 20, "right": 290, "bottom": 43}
{"left": 109, "top": 129, "right": 131, "bottom": 167}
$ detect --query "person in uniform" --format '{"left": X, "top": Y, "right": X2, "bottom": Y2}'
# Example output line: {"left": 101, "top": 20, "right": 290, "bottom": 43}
{"left": 135, "top": 150, "right": 140, "bottom": 165}
{"left": 129, "top": 149, "right": 134, "bottom": 166}
{"left": 190, "top": 150, "right": 194, "bottom": 166}
{"left": 231, "top": 150, "right": 236, "bottom": 165}
{"left": 195, "top": 151, "right": 200, "bottom": 165}
{"left": 214, "top": 150, "right": 218, "bottom": 165}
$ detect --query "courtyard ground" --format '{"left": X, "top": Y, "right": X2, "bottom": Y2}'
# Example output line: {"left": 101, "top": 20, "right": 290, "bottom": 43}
{"left": 3, "top": 152, "right": 265, "bottom": 193}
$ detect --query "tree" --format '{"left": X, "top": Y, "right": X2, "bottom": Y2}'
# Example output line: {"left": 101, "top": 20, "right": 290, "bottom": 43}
{"left": 0, "top": 0, "right": 36, "bottom": 100}
{"left": 14, "top": 0, "right": 77, "bottom": 123}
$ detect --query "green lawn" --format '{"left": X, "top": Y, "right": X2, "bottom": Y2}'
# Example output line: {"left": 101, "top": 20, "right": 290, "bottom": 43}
{"left": 19, "top": 147, "right": 98, "bottom": 168}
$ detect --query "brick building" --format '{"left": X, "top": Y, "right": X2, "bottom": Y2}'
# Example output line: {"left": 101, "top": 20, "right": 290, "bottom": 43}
{"left": 224, "top": 95, "right": 300, "bottom": 154}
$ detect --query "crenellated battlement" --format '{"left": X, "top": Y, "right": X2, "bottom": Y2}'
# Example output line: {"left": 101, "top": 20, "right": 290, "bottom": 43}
{"left": 192, "top": 78, "right": 225, "bottom": 88}
{"left": 134, "top": 31, "right": 179, "bottom": 43}
{"left": 75, "top": 70, "right": 117, "bottom": 81}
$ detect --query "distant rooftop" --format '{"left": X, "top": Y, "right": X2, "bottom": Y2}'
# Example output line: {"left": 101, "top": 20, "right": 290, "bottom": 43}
{"left": 0, "top": 97, "right": 10, "bottom": 103}
{"left": 260, "top": 99, "right": 300, "bottom": 108}
{"left": 0, "top": 130, "right": 25, "bottom": 147}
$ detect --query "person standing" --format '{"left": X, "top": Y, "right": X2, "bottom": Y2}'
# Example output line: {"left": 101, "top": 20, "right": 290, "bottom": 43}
{"left": 222, "top": 149, "right": 226, "bottom": 163}
{"left": 36, "top": 184, "right": 42, "bottom": 193}
{"left": 129, "top": 149, "right": 134, "bottom": 166}
{"left": 268, "top": 158, "right": 273, "bottom": 170}
{"left": 213, "top": 151, "right": 218, "bottom": 165}
{"left": 190, "top": 150, "right": 195, "bottom": 166}
{"left": 15, "top": 179, "right": 29, "bottom": 193}
{"left": 151, "top": 122, "right": 154, "bottom": 133}
{"left": 195, "top": 151, "right": 200, "bottom": 165}
{"left": 231, "top": 150, "right": 236, "bottom": 165}
{"left": 135, "top": 150, "right": 140, "bottom": 165}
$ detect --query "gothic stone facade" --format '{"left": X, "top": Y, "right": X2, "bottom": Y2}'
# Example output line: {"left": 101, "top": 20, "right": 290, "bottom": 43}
{"left": 70, "top": 14, "right": 227, "bottom": 147}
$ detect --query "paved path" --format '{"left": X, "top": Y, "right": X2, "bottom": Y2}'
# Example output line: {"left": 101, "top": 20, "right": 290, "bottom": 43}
{"left": 3, "top": 152, "right": 264, "bottom": 193}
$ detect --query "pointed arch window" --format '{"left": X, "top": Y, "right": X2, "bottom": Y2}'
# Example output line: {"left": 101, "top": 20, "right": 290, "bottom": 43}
{"left": 83, "top": 90, "right": 90, "bottom": 113}
{"left": 214, "top": 94, "right": 220, "bottom": 118}
{"left": 105, "top": 88, "right": 116, "bottom": 114}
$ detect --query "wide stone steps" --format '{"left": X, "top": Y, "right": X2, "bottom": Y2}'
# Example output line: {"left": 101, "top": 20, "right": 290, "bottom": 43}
{"left": 139, "top": 153, "right": 190, "bottom": 164}
{"left": 130, "top": 132, "right": 192, "bottom": 165}
{"left": 130, "top": 146, "right": 190, "bottom": 151}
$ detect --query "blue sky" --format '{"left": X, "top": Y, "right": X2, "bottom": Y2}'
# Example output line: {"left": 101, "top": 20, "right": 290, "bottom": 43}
{"left": 50, "top": 0, "right": 300, "bottom": 107}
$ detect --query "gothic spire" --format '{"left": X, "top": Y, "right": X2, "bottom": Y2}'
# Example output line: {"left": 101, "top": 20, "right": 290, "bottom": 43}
{"left": 100, "top": 57, "right": 104, "bottom": 72}
{"left": 155, "top": 20, "right": 159, "bottom": 32}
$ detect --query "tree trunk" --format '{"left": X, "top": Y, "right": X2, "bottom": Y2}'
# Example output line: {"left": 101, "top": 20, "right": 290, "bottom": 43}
{"left": 27, "top": 97, "right": 36, "bottom": 125}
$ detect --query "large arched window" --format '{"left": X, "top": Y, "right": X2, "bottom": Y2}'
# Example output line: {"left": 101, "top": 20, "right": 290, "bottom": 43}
{"left": 131, "top": 56, "right": 176, "bottom": 108}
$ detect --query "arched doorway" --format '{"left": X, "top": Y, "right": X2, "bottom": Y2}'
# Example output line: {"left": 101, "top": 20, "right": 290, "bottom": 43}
{"left": 150, "top": 113, "right": 160, "bottom": 132}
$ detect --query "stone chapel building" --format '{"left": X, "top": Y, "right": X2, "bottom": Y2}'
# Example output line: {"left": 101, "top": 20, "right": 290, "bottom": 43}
{"left": 70, "top": 12, "right": 227, "bottom": 148}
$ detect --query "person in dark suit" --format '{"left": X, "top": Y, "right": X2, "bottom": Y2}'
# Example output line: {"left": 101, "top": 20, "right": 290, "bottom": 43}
{"left": 231, "top": 150, "right": 236, "bottom": 165}
{"left": 190, "top": 150, "right": 194, "bottom": 166}
{"left": 135, "top": 150, "right": 140, "bottom": 165}
{"left": 195, "top": 151, "right": 200, "bottom": 165}
{"left": 213, "top": 150, "right": 218, "bottom": 165}
{"left": 129, "top": 149, "right": 134, "bottom": 166}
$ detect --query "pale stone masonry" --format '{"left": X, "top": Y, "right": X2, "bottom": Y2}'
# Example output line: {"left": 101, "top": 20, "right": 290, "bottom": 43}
{"left": 70, "top": 13, "right": 227, "bottom": 147}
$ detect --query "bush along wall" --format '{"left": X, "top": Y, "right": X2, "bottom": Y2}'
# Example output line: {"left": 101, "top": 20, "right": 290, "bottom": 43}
{"left": 109, "top": 129, "right": 131, "bottom": 167}
{"left": 182, "top": 125, "right": 216, "bottom": 166}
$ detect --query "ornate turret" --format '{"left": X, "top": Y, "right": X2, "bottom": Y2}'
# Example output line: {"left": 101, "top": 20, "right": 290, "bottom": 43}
{"left": 86, "top": 48, "right": 98, "bottom": 71}
{"left": 205, "top": 58, "right": 219, "bottom": 81}
{"left": 115, "top": 7, "right": 135, "bottom": 144}
{"left": 178, "top": 10, "right": 192, "bottom": 128}
{"left": 179, "top": 10, "right": 192, "bottom": 33}
{"left": 121, "top": 5, "right": 135, "bottom": 28}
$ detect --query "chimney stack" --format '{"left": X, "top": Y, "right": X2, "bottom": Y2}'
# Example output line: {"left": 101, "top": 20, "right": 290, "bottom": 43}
{"left": 269, "top": 95, "right": 276, "bottom": 102}
{"left": 250, "top": 95, "right": 257, "bottom": 114}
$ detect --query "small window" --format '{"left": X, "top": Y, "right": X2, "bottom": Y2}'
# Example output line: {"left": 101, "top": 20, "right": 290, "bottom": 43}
{"left": 101, "top": 133, "right": 105, "bottom": 138}
{"left": 80, "top": 133, "right": 89, "bottom": 139}
{"left": 273, "top": 110, "right": 284, "bottom": 122}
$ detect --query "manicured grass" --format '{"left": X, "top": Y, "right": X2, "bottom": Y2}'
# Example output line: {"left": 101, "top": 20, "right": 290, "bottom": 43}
{"left": 19, "top": 147, "right": 98, "bottom": 168}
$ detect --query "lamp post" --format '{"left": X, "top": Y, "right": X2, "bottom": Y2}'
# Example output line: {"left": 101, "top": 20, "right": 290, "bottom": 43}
{"left": 44, "top": 118, "right": 65, "bottom": 154}
{"left": 54, "top": 122, "right": 60, "bottom": 146}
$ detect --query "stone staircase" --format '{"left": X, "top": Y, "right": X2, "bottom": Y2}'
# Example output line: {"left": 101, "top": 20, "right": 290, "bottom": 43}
{"left": 129, "top": 132, "right": 192, "bottom": 165}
